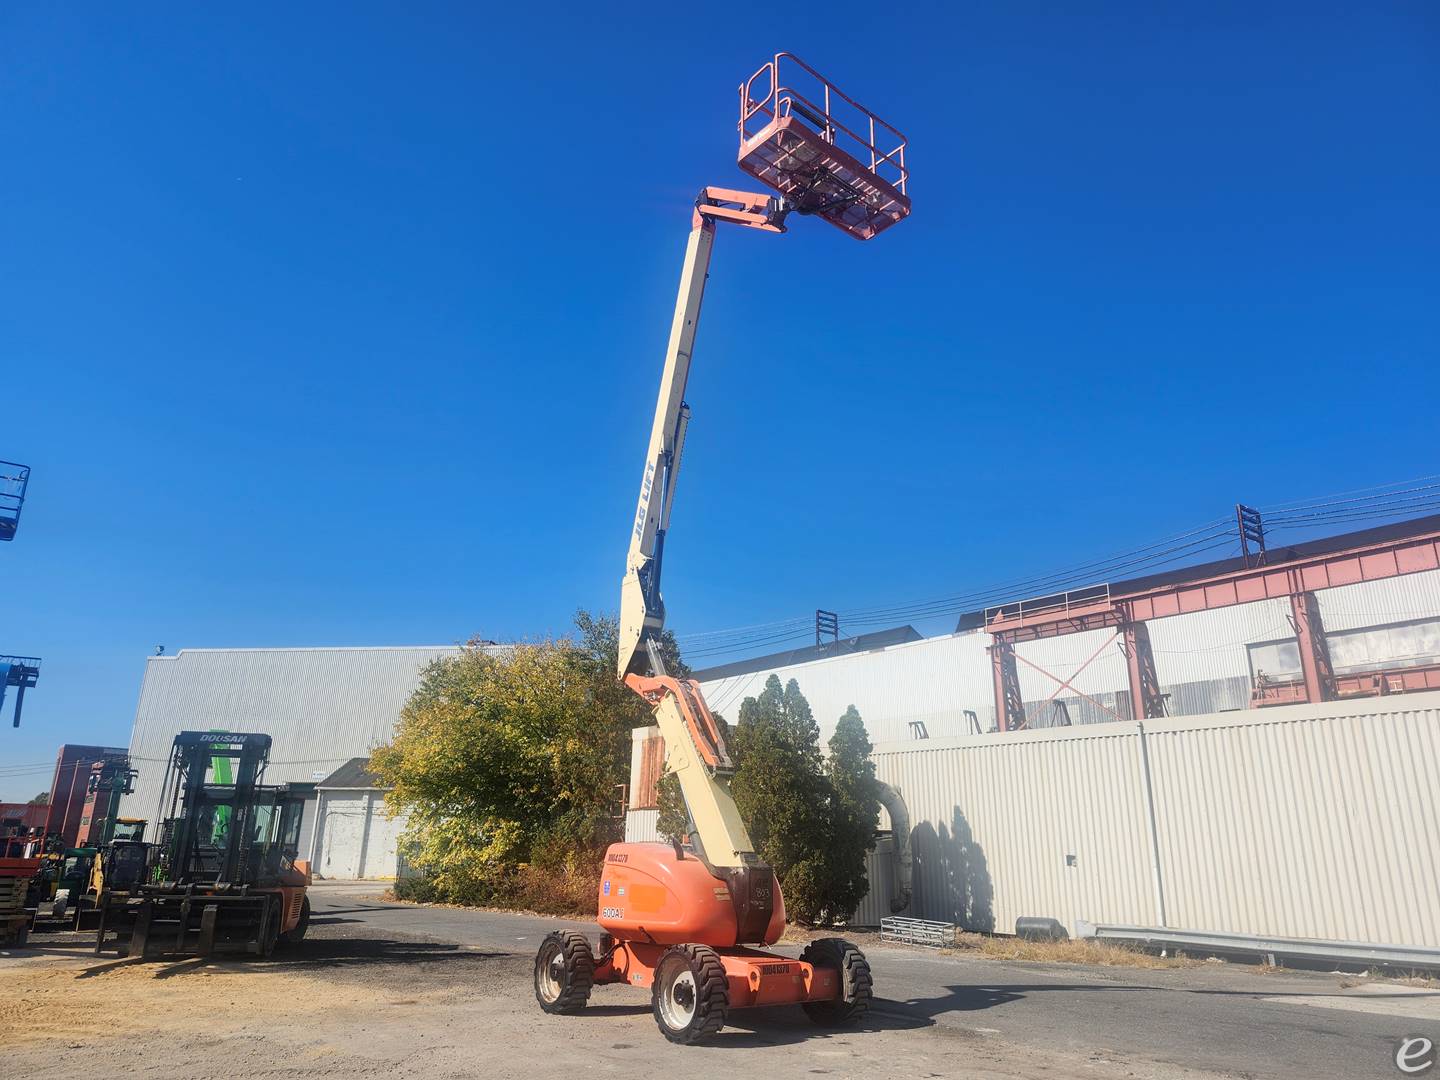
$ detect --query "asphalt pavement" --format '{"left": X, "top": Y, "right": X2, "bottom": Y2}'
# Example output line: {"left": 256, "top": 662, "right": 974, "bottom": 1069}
{"left": 308, "top": 881, "right": 1440, "bottom": 1080}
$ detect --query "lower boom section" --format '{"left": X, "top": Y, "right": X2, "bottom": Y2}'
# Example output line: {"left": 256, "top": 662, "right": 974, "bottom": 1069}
{"left": 534, "top": 929, "right": 872, "bottom": 1044}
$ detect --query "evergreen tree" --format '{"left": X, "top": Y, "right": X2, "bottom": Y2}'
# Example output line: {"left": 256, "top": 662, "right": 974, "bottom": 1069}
{"left": 824, "top": 705, "right": 882, "bottom": 919}
{"left": 656, "top": 676, "right": 881, "bottom": 926}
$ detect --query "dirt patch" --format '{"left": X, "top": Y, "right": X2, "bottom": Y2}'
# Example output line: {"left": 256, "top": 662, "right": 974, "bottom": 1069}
{"left": 0, "top": 958, "right": 373, "bottom": 1046}
{"left": 951, "top": 931, "right": 1204, "bottom": 969}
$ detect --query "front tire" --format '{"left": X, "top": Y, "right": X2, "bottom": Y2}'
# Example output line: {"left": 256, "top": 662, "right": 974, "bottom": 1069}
{"left": 258, "top": 897, "right": 282, "bottom": 958}
{"left": 534, "top": 930, "right": 594, "bottom": 1014}
{"left": 800, "top": 937, "right": 872, "bottom": 1026}
{"left": 652, "top": 943, "right": 729, "bottom": 1045}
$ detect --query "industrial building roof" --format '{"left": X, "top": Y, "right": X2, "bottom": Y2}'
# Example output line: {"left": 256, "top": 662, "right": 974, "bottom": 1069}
{"left": 318, "top": 756, "right": 385, "bottom": 790}
{"left": 692, "top": 624, "right": 923, "bottom": 681}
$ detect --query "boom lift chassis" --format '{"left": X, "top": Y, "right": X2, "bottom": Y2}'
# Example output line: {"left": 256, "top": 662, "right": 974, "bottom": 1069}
{"left": 534, "top": 53, "right": 909, "bottom": 1045}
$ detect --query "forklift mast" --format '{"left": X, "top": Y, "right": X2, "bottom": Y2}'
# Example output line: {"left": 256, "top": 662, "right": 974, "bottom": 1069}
{"left": 156, "top": 731, "right": 273, "bottom": 887}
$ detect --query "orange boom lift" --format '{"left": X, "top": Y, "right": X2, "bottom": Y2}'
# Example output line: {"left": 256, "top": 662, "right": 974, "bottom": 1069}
{"left": 532, "top": 53, "right": 910, "bottom": 1044}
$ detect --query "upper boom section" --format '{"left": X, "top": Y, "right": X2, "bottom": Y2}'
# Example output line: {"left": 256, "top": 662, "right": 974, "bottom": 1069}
{"left": 618, "top": 55, "right": 912, "bottom": 681}
{"left": 618, "top": 191, "right": 790, "bottom": 681}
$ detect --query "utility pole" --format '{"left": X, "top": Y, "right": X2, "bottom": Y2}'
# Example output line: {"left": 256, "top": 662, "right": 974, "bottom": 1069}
{"left": 815, "top": 609, "right": 840, "bottom": 647}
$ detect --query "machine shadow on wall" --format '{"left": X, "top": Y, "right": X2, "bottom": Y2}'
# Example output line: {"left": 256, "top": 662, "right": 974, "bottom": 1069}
{"left": 910, "top": 808, "right": 994, "bottom": 932}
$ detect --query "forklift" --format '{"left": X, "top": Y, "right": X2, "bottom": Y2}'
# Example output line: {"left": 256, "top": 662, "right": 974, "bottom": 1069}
{"left": 95, "top": 731, "right": 311, "bottom": 958}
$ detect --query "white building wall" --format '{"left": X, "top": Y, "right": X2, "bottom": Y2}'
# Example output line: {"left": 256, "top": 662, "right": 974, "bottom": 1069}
{"left": 699, "top": 632, "right": 994, "bottom": 745}
{"left": 310, "top": 790, "right": 410, "bottom": 880}
{"left": 872, "top": 721, "right": 1156, "bottom": 934}
{"left": 1315, "top": 568, "right": 1440, "bottom": 632}
{"left": 121, "top": 645, "right": 504, "bottom": 834}
{"left": 626, "top": 691, "right": 1440, "bottom": 945}
{"left": 868, "top": 691, "right": 1440, "bottom": 946}
{"left": 695, "top": 572, "right": 1440, "bottom": 740}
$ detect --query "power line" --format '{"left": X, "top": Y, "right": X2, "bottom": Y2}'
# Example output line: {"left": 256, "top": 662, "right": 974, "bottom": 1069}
{"left": 1259, "top": 474, "right": 1440, "bottom": 514}
{"left": 673, "top": 472, "right": 1440, "bottom": 667}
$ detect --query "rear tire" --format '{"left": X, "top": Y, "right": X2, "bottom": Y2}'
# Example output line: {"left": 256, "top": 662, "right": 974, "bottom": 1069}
{"left": 800, "top": 937, "right": 872, "bottom": 1026}
{"left": 278, "top": 896, "right": 310, "bottom": 945}
{"left": 651, "top": 943, "right": 729, "bottom": 1045}
{"left": 534, "top": 930, "right": 594, "bottom": 1014}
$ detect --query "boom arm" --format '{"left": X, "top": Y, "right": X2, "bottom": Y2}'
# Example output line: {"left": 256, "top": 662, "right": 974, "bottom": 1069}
{"left": 617, "top": 189, "right": 789, "bottom": 683}
{"left": 616, "top": 188, "right": 789, "bottom": 879}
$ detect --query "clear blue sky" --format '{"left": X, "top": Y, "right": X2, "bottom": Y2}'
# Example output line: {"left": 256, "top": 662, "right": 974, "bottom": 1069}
{"left": 2, "top": 4, "right": 1436, "bottom": 798}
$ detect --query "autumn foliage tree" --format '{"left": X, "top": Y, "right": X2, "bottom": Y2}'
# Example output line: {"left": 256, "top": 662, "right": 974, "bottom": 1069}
{"left": 371, "top": 611, "right": 683, "bottom": 912}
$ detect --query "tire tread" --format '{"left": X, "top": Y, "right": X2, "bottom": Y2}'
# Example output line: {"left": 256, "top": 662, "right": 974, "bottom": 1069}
{"left": 652, "top": 943, "right": 730, "bottom": 1044}
{"left": 800, "top": 937, "right": 872, "bottom": 1026}
{"left": 535, "top": 930, "right": 595, "bottom": 1014}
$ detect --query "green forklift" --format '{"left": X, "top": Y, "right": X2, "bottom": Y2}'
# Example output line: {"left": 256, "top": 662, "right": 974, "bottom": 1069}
{"left": 95, "top": 731, "right": 312, "bottom": 958}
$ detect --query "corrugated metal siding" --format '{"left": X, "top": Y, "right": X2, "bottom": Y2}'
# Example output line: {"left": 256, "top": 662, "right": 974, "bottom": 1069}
{"left": 1146, "top": 600, "right": 1295, "bottom": 683}
{"left": 872, "top": 724, "right": 1156, "bottom": 934}
{"left": 625, "top": 808, "right": 660, "bottom": 843}
{"left": 865, "top": 692, "right": 1440, "bottom": 945}
{"left": 122, "top": 646, "right": 503, "bottom": 827}
{"left": 1144, "top": 696, "right": 1440, "bottom": 947}
{"left": 1315, "top": 568, "right": 1440, "bottom": 632}
{"left": 851, "top": 835, "right": 896, "bottom": 927}
{"left": 699, "top": 632, "right": 995, "bottom": 744}
{"left": 630, "top": 691, "right": 1440, "bottom": 946}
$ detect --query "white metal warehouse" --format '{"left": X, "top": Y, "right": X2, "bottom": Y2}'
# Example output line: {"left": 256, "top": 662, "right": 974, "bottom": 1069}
{"left": 120, "top": 645, "right": 505, "bottom": 879}
{"left": 693, "top": 567, "right": 1440, "bottom": 745}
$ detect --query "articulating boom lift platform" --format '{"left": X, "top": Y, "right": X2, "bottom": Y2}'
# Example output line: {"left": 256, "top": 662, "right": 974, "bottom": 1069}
{"left": 533, "top": 53, "right": 909, "bottom": 1045}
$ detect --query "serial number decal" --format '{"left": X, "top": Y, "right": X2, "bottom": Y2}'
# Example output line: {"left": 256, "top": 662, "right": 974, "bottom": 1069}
{"left": 606, "top": 853, "right": 629, "bottom": 863}
{"left": 757, "top": 964, "right": 792, "bottom": 975}
{"left": 601, "top": 906, "right": 624, "bottom": 920}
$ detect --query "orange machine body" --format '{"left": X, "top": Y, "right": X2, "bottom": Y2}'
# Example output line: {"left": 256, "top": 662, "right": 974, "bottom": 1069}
{"left": 596, "top": 842, "right": 785, "bottom": 948}
{"left": 594, "top": 843, "right": 840, "bottom": 1010}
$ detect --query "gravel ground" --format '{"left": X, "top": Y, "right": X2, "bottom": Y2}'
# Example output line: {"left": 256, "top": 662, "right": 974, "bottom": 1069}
{"left": 2, "top": 885, "right": 1432, "bottom": 1079}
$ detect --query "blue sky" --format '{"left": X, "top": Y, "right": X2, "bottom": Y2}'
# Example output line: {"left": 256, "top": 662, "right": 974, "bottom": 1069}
{"left": 2, "top": 4, "right": 1436, "bottom": 798}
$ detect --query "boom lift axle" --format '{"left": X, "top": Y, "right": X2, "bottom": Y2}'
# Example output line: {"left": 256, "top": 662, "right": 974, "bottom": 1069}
{"left": 534, "top": 53, "right": 910, "bottom": 1045}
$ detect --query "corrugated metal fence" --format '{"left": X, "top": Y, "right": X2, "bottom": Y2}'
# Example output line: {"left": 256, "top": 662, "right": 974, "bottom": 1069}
{"left": 626, "top": 690, "right": 1440, "bottom": 945}
{"left": 873, "top": 691, "right": 1440, "bottom": 947}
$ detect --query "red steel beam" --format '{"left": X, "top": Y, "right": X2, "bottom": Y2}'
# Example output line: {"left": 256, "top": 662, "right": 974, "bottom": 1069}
{"left": 1122, "top": 620, "right": 1167, "bottom": 721}
{"left": 1290, "top": 588, "right": 1337, "bottom": 705}
{"left": 986, "top": 528, "right": 1440, "bottom": 641}
{"left": 990, "top": 639, "right": 1026, "bottom": 732}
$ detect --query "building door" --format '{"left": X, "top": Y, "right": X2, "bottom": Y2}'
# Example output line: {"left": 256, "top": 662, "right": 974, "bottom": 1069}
{"left": 319, "top": 794, "right": 368, "bottom": 879}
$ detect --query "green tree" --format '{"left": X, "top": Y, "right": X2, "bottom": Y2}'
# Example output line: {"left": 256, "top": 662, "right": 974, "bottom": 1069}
{"left": 28, "top": 791, "right": 49, "bottom": 805}
{"left": 824, "top": 705, "right": 882, "bottom": 917}
{"left": 726, "top": 676, "right": 874, "bottom": 925}
{"left": 372, "top": 610, "right": 678, "bottom": 911}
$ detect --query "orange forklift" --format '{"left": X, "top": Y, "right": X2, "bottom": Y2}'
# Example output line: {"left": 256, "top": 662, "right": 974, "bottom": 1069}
{"left": 95, "top": 731, "right": 310, "bottom": 958}
{"left": 532, "top": 53, "right": 907, "bottom": 1043}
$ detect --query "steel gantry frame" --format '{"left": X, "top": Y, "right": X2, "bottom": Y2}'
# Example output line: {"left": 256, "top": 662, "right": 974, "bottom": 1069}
{"left": 983, "top": 518, "right": 1440, "bottom": 731}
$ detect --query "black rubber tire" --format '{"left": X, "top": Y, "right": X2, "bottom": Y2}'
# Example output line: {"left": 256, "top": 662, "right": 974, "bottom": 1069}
{"left": 651, "top": 943, "right": 729, "bottom": 1045}
{"left": 533, "top": 930, "right": 594, "bottom": 1014}
{"left": 278, "top": 896, "right": 310, "bottom": 945}
{"left": 800, "top": 937, "right": 872, "bottom": 1026}
{"left": 258, "top": 897, "right": 282, "bottom": 958}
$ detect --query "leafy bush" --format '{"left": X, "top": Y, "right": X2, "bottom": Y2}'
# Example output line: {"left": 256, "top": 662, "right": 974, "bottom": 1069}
{"left": 371, "top": 611, "right": 680, "bottom": 912}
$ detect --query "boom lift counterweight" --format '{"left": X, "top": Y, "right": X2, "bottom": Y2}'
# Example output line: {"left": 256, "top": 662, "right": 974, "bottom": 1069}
{"left": 535, "top": 53, "right": 910, "bottom": 1045}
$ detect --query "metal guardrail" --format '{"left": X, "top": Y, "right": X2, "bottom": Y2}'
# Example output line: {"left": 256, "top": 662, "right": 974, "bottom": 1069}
{"left": 881, "top": 916, "right": 954, "bottom": 949}
{"left": 1077, "top": 922, "right": 1440, "bottom": 972}
{"left": 984, "top": 583, "right": 1113, "bottom": 629}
